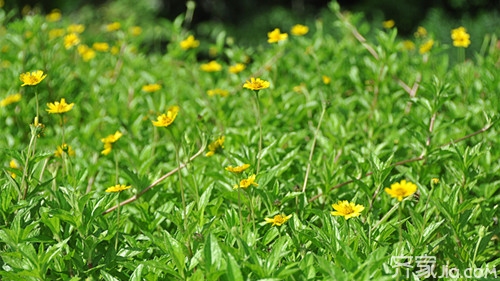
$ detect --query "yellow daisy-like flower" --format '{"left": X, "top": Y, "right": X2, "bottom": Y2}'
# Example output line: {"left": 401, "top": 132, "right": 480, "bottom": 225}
{"left": 9, "top": 159, "right": 20, "bottom": 178}
{"left": 414, "top": 26, "right": 427, "bottom": 38}
{"left": 20, "top": 70, "right": 47, "bottom": 86}
{"left": 419, "top": 39, "right": 434, "bottom": 54}
{"left": 385, "top": 180, "right": 418, "bottom": 201}
{"left": 291, "top": 24, "right": 309, "bottom": 36}
{"left": 225, "top": 164, "right": 250, "bottom": 173}
{"left": 130, "top": 26, "right": 142, "bottom": 36}
{"left": 101, "top": 142, "right": 113, "bottom": 155}
{"left": 431, "top": 178, "right": 439, "bottom": 184}
{"left": 180, "top": 35, "right": 200, "bottom": 50}
{"left": 67, "top": 24, "right": 85, "bottom": 34}
{"left": 64, "top": 33, "right": 80, "bottom": 49}
{"left": 101, "top": 131, "right": 123, "bottom": 144}
{"left": 49, "top": 28, "right": 65, "bottom": 40}
{"left": 402, "top": 40, "right": 415, "bottom": 51}
{"left": 229, "top": 63, "right": 246, "bottom": 74}
{"left": 46, "top": 9, "right": 61, "bottom": 22}
{"left": 200, "top": 61, "right": 222, "bottom": 72}
{"left": 77, "top": 45, "right": 96, "bottom": 61}
{"left": 243, "top": 77, "right": 270, "bottom": 91}
{"left": 92, "top": 42, "right": 109, "bottom": 52}
{"left": 331, "top": 200, "right": 365, "bottom": 220}
{"left": 207, "top": 89, "right": 229, "bottom": 97}
{"left": 152, "top": 106, "right": 180, "bottom": 127}
{"left": 106, "top": 22, "right": 121, "bottom": 32}
{"left": 206, "top": 136, "right": 225, "bottom": 157}
{"left": 46, "top": 98, "right": 75, "bottom": 114}
{"left": 233, "top": 174, "right": 258, "bottom": 189}
{"left": 382, "top": 19, "right": 395, "bottom": 29}
{"left": 54, "top": 143, "right": 75, "bottom": 157}
{"left": 142, "top": 83, "right": 162, "bottom": 93}
{"left": 267, "top": 28, "right": 288, "bottom": 43}
{"left": 105, "top": 184, "right": 131, "bottom": 193}
{"left": 0, "top": 93, "right": 22, "bottom": 107}
{"left": 322, "top": 75, "right": 331, "bottom": 85}
{"left": 451, "top": 26, "right": 471, "bottom": 48}
{"left": 265, "top": 214, "right": 292, "bottom": 226}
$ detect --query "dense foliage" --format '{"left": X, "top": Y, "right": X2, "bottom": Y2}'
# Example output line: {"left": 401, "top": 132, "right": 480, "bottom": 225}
{"left": 1, "top": 0, "right": 499, "bottom": 280}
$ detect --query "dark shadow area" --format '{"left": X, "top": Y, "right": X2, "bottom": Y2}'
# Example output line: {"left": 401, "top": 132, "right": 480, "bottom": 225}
{"left": 9, "top": 0, "right": 500, "bottom": 36}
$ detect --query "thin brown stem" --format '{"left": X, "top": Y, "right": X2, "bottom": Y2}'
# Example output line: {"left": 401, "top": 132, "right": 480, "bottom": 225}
{"left": 335, "top": 10, "right": 379, "bottom": 60}
{"left": 102, "top": 144, "right": 206, "bottom": 215}
{"left": 308, "top": 123, "right": 493, "bottom": 203}
{"left": 426, "top": 112, "right": 437, "bottom": 146}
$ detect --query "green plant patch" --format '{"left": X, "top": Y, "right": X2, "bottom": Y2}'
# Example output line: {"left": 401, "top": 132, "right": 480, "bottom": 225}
{"left": 0, "top": 1, "right": 499, "bottom": 280}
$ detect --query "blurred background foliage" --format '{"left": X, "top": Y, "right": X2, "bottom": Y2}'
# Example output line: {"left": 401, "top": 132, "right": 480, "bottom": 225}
{"left": 9, "top": 0, "right": 500, "bottom": 34}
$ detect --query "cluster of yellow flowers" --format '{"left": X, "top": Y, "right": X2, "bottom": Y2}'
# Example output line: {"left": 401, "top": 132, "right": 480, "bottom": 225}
{"left": 399, "top": 24, "right": 471, "bottom": 54}
{"left": 101, "top": 131, "right": 123, "bottom": 155}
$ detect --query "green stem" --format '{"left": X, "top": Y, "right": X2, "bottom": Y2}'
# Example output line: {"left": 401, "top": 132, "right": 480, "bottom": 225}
{"left": 20, "top": 128, "right": 37, "bottom": 200}
{"left": 115, "top": 195, "right": 120, "bottom": 251}
{"left": 114, "top": 152, "right": 119, "bottom": 185}
{"left": 254, "top": 92, "right": 263, "bottom": 174}
{"left": 302, "top": 104, "right": 326, "bottom": 193}
{"left": 35, "top": 89, "right": 40, "bottom": 119}
{"left": 237, "top": 189, "right": 243, "bottom": 237}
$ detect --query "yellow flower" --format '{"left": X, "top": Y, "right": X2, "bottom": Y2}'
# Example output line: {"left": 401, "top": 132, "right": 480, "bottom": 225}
{"left": 225, "top": 164, "right": 250, "bottom": 173}
{"left": 101, "top": 131, "right": 123, "bottom": 144}
{"left": 322, "top": 75, "right": 331, "bottom": 85}
{"left": 293, "top": 83, "right": 306, "bottom": 93}
{"left": 106, "top": 22, "right": 121, "bottom": 32}
{"left": 46, "top": 98, "right": 75, "bottom": 114}
{"left": 49, "top": 28, "right": 65, "bottom": 40}
{"left": 142, "top": 83, "right": 161, "bottom": 93}
{"left": 431, "top": 178, "right": 439, "bottom": 184}
{"left": 77, "top": 45, "right": 96, "bottom": 61}
{"left": 0, "top": 93, "right": 22, "bottom": 107}
{"left": 64, "top": 33, "right": 80, "bottom": 49}
{"left": 414, "top": 26, "right": 427, "bottom": 38}
{"left": 180, "top": 35, "right": 200, "bottom": 50}
{"left": 206, "top": 136, "right": 225, "bottom": 156}
{"left": 9, "top": 159, "right": 20, "bottom": 178}
{"left": 101, "top": 131, "right": 122, "bottom": 155}
{"left": 265, "top": 214, "right": 292, "bottom": 226}
{"left": 101, "top": 142, "right": 112, "bottom": 155}
{"left": 200, "top": 61, "right": 222, "bottom": 72}
{"left": 451, "top": 26, "right": 471, "bottom": 48}
{"left": 92, "top": 42, "right": 109, "bottom": 52}
{"left": 20, "top": 70, "right": 47, "bottom": 86}
{"left": 382, "top": 19, "right": 395, "bottom": 29}
{"left": 110, "top": 46, "right": 120, "bottom": 55}
{"left": 402, "top": 40, "right": 415, "bottom": 51}
{"left": 130, "top": 26, "right": 142, "bottom": 36}
{"left": 105, "top": 184, "right": 131, "bottom": 193}
{"left": 385, "top": 179, "right": 418, "bottom": 201}
{"left": 243, "top": 77, "right": 270, "bottom": 91}
{"left": 54, "top": 143, "right": 75, "bottom": 157}
{"left": 419, "top": 39, "right": 434, "bottom": 54}
{"left": 67, "top": 24, "right": 85, "bottom": 34}
{"left": 152, "top": 106, "right": 180, "bottom": 127}
{"left": 233, "top": 174, "right": 258, "bottom": 189}
{"left": 291, "top": 24, "right": 309, "bottom": 36}
{"left": 46, "top": 9, "right": 61, "bottom": 22}
{"left": 331, "top": 200, "right": 365, "bottom": 220}
{"left": 207, "top": 89, "right": 229, "bottom": 97}
{"left": 267, "top": 28, "right": 288, "bottom": 43}
{"left": 229, "top": 63, "right": 246, "bottom": 74}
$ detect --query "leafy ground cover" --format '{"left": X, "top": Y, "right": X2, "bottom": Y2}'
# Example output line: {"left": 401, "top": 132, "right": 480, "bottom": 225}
{"left": 1, "top": 1, "right": 499, "bottom": 280}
